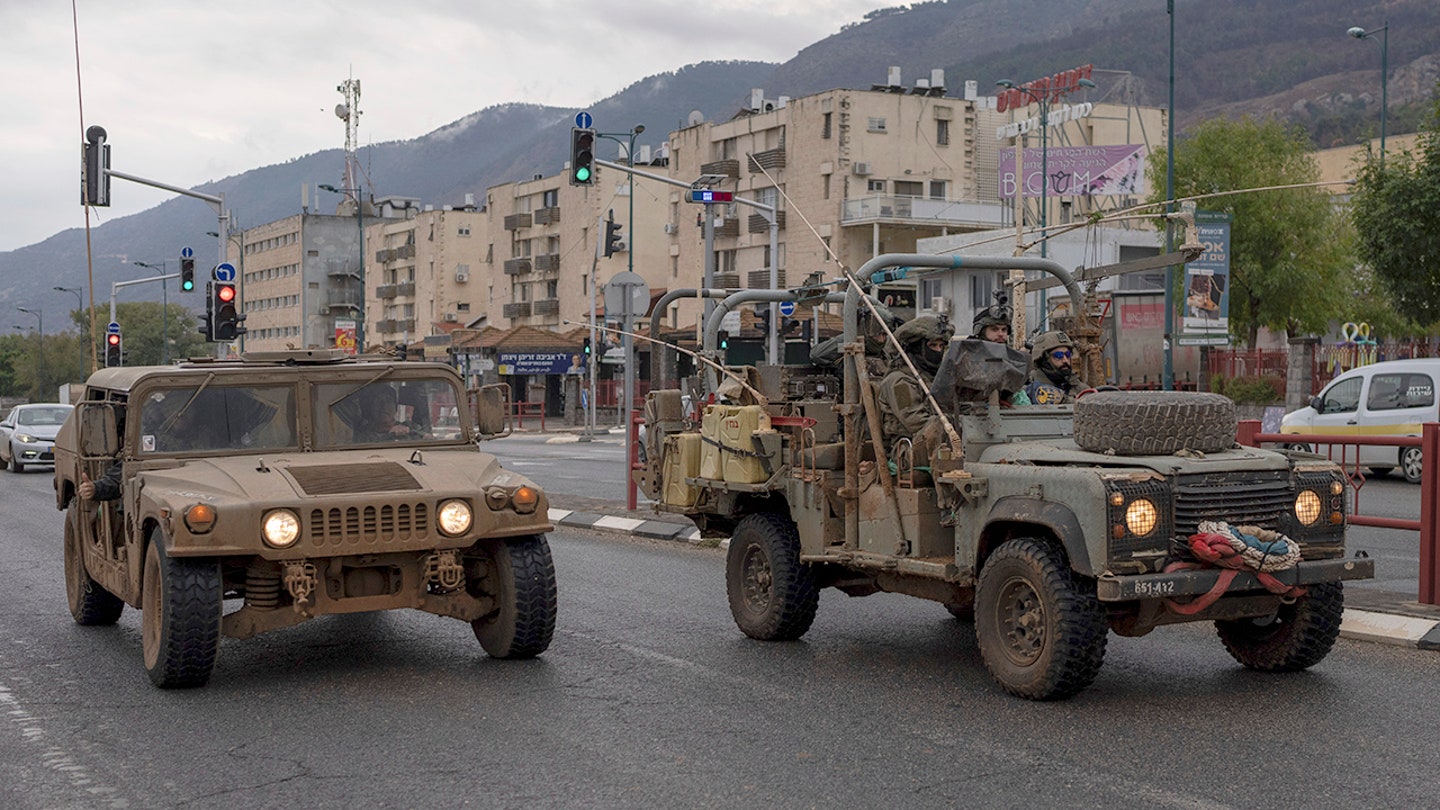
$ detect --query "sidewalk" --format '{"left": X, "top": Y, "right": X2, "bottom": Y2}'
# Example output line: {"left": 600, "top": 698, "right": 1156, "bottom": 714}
{"left": 546, "top": 494, "right": 1440, "bottom": 653}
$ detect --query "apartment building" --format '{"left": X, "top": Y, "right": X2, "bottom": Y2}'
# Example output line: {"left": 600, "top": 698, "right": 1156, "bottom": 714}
{"left": 364, "top": 197, "right": 487, "bottom": 345}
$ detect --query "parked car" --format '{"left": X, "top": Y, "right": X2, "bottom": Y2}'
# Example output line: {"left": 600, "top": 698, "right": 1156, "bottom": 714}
{"left": 0, "top": 403, "right": 74, "bottom": 472}
{"left": 1281, "top": 358, "right": 1440, "bottom": 483}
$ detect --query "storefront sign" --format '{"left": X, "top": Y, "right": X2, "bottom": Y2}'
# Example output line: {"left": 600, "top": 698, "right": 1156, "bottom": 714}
{"left": 1178, "top": 210, "right": 1232, "bottom": 346}
{"left": 995, "top": 64, "right": 1094, "bottom": 113}
{"left": 999, "top": 144, "right": 1146, "bottom": 198}
{"left": 497, "top": 352, "right": 579, "bottom": 375}
{"left": 335, "top": 319, "right": 357, "bottom": 355}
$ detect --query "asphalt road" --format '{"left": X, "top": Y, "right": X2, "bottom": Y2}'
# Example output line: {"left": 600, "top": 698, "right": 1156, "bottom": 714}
{"left": 3, "top": 465, "right": 1440, "bottom": 808}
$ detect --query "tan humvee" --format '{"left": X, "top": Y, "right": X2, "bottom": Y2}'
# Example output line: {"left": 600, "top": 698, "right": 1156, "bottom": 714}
{"left": 53, "top": 349, "right": 556, "bottom": 688}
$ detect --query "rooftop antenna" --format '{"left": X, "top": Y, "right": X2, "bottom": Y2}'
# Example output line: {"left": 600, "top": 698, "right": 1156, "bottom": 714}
{"left": 335, "top": 71, "right": 363, "bottom": 206}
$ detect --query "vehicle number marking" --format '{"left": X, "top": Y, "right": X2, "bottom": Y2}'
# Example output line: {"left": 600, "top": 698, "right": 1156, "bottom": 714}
{"left": 1132, "top": 580, "right": 1176, "bottom": 597}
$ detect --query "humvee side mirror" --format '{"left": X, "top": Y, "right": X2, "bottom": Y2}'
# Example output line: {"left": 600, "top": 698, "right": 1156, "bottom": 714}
{"left": 78, "top": 403, "right": 119, "bottom": 458}
{"left": 471, "top": 384, "right": 511, "bottom": 439}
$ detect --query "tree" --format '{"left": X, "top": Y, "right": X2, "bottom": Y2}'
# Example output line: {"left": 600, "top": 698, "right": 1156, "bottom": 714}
{"left": 1147, "top": 116, "right": 1354, "bottom": 348}
{"left": 77, "top": 302, "right": 209, "bottom": 367}
{"left": 1350, "top": 93, "right": 1440, "bottom": 327}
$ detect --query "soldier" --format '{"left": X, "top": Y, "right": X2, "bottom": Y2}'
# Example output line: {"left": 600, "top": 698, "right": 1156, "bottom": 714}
{"left": 1026, "top": 330, "right": 1086, "bottom": 404}
{"left": 970, "top": 295, "right": 1012, "bottom": 345}
{"left": 876, "top": 314, "right": 954, "bottom": 463}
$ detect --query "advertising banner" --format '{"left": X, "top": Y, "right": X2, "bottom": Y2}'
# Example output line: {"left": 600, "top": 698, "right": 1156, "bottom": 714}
{"left": 999, "top": 144, "right": 1147, "bottom": 198}
{"left": 1178, "top": 209, "right": 1232, "bottom": 347}
{"left": 334, "top": 319, "right": 357, "bottom": 355}
{"left": 497, "top": 352, "right": 577, "bottom": 375}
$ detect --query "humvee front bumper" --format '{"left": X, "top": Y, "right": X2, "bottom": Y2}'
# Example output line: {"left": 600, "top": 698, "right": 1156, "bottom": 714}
{"left": 1096, "top": 557, "right": 1375, "bottom": 601}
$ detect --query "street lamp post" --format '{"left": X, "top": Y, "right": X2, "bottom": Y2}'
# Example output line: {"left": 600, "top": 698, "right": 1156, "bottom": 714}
{"left": 54, "top": 286, "right": 86, "bottom": 376}
{"left": 1347, "top": 21, "right": 1389, "bottom": 165}
{"left": 16, "top": 307, "right": 43, "bottom": 393}
{"left": 320, "top": 184, "right": 366, "bottom": 353}
{"left": 134, "top": 261, "right": 170, "bottom": 363}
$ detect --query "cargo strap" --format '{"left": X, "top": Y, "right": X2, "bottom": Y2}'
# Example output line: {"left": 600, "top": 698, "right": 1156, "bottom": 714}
{"left": 699, "top": 434, "right": 768, "bottom": 459}
{"left": 1162, "top": 523, "right": 1306, "bottom": 615}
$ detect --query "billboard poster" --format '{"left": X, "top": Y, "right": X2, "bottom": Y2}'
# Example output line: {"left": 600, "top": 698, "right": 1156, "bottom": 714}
{"left": 335, "top": 319, "right": 357, "bottom": 355}
{"left": 497, "top": 351, "right": 576, "bottom": 375}
{"left": 1179, "top": 210, "right": 1232, "bottom": 346}
{"left": 999, "top": 144, "right": 1146, "bottom": 198}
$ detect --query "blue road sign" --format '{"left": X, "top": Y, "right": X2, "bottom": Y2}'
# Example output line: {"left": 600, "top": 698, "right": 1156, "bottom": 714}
{"left": 106, "top": 321, "right": 121, "bottom": 334}
{"left": 778, "top": 301, "right": 796, "bottom": 317}
{"left": 575, "top": 111, "right": 593, "bottom": 129}
{"left": 214, "top": 262, "right": 236, "bottom": 283}
{"left": 180, "top": 246, "right": 194, "bottom": 259}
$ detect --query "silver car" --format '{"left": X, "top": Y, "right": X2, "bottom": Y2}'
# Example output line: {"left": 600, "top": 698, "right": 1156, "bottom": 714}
{"left": 1, "top": 403, "right": 73, "bottom": 472}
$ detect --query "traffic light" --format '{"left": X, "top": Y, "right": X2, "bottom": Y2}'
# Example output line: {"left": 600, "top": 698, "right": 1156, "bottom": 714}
{"left": 212, "top": 282, "right": 246, "bottom": 341}
{"left": 569, "top": 128, "right": 595, "bottom": 186}
{"left": 179, "top": 257, "right": 195, "bottom": 292}
{"left": 198, "top": 282, "right": 215, "bottom": 341}
{"left": 582, "top": 336, "right": 592, "bottom": 357}
{"left": 82, "top": 125, "right": 110, "bottom": 207}
{"left": 717, "top": 330, "right": 729, "bottom": 351}
{"left": 105, "top": 332, "right": 122, "bottom": 367}
{"left": 604, "top": 217, "right": 625, "bottom": 258}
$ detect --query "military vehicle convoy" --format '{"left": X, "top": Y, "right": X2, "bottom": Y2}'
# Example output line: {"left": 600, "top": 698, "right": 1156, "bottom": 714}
{"left": 637, "top": 253, "right": 1374, "bottom": 700}
{"left": 54, "top": 349, "right": 557, "bottom": 688}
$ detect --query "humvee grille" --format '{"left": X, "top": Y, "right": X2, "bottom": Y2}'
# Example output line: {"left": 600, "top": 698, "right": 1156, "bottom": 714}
{"left": 1174, "top": 470, "right": 1291, "bottom": 537}
{"left": 308, "top": 503, "right": 432, "bottom": 546}
{"left": 288, "top": 462, "right": 422, "bottom": 495}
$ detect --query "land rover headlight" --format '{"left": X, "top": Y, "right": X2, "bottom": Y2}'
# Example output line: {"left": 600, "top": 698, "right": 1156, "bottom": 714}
{"left": 1295, "top": 490, "right": 1322, "bottom": 526}
{"left": 438, "top": 499, "right": 473, "bottom": 536}
{"left": 1124, "top": 498, "right": 1159, "bottom": 536}
{"left": 262, "top": 509, "right": 301, "bottom": 548}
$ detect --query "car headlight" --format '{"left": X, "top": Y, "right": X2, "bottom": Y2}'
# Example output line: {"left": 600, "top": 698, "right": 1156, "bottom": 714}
{"left": 1295, "top": 490, "right": 1322, "bottom": 526}
{"left": 262, "top": 509, "right": 301, "bottom": 548}
{"left": 15, "top": 433, "right": 37, "bottom": 443}
{"left": 1124, "top": 498, "right": 1159, "bottom": 536}
{"left": 437, "top": 499, "right": 473, "bottom": 536}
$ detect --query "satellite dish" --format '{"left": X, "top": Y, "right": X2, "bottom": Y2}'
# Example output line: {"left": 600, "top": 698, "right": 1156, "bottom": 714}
{"left": 687, "top": 109, "right": 704, "bottom": 127}
{"left": 335, "top": 103, "right": 350, "bottom": 121}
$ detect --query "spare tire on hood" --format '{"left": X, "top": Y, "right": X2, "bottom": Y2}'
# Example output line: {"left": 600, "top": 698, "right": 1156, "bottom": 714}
{"left": 1072, "top": 391, "right": 1235, "bottom": 455}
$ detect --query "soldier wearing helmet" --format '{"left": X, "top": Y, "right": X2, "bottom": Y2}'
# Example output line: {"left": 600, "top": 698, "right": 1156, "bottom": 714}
{"left": 1026, "top": 330, "right": 1086, "bottom": 404}
{"left": 970, "top": 293, "right": 1012, "bottom": 345}
{"left": 876, "top": 314, "right": 954, "bottom": 459}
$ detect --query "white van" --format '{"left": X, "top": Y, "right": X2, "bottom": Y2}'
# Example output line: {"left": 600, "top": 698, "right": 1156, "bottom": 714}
{"left": 1280, "top": 358, "right": 1439, "bottom": 483}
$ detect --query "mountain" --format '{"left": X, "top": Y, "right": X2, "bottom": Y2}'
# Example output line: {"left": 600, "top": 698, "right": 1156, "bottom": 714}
{"left": 4, "top": 0, "right": 1437, "bottom": 317}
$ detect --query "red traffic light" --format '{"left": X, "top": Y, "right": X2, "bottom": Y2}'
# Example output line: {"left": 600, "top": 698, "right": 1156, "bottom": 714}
{"left": 216, "top": 284, "right": 236, "bottom": 303}
{"left": 106, "top": 333, "right": 121, "bottom": 346}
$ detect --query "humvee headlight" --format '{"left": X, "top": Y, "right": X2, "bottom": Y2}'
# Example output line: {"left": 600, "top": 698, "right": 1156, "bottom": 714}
{"left": 262, "top": 509, "right": 301, "bottom": 548}
{"left": 438, "top": 499, "right": 473, "bottom": 536}
{"left": 1124, "top": 499, "right": 1158, "bottom": 536}
{"left": 1295, "top": 490, "right": 1322, "bottom": 526}
{"left": 184, "top": 503, "right": 216, "bottom": 534}
{"left": 512, "top": 486, "right": 539, "bottom": 514}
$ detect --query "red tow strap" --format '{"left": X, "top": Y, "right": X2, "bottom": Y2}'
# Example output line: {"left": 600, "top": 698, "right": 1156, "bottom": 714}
{"left": 1162, "top": 533, "right": 1307, "bottom": 615}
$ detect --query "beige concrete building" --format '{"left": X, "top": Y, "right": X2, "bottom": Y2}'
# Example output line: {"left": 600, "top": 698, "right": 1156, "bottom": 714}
{"left": 363, "top": 198, "right": 487, "bottom": 344}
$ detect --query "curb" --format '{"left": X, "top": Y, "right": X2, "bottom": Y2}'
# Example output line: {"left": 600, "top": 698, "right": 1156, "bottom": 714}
{"left": 551, "top": 508, "right": 1440, "bottom": 651}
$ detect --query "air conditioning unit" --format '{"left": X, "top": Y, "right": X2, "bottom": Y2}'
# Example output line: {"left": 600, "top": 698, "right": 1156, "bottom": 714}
{"left": 444, "top": 313, "right": 458, "bottom": 322}
{"left": 319, "top": 306, "right": 331, "bottom": 316}
{"left": 455, "top": 270, "right": 469, "bottom": 283}
{"left": 930, "top": 296, "right": 949, "bottom": 312}
{"left": 853, "top": 162, "right": 872, "bottom": 176}
{"left": 663, "top": 222, "right": 677, "bottom": 235}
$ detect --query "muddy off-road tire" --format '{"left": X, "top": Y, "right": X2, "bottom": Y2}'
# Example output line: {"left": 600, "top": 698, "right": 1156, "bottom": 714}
{"left": 142, "top": 536, "right": 222, "bottom": 689}
{"left": 975, "top": 537, "right": 1108, "bottom": 700}
{"left": 944, "top": 602, "right": 975, "bottom": 621}
{"left": 726, "top": 512, "right": 818, "bottom": 641}
{"left": 470, "top": 535, "right": 558, "bottom": 659}
{"left": 1073, "top": 391, "right": 1235, "bottom": 455}
{"left": 64, "top": 504, "right": 123, "bottom": 626}
{"left": 1215, "top": 582, "right": 1344, "bottom": 671}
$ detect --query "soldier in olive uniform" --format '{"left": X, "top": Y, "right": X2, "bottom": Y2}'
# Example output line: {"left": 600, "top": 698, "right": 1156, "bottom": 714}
{"left": 1025, "top": 330, "right": 1087, "bottom": 404}
{"left": 876, "top": 314, "right": 954, "bottom": 464}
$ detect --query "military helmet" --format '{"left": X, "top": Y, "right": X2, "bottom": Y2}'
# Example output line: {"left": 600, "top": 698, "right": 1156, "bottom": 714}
{"left": 1030, "top": 330, "right": 1075, "bottom": 361}
{"left": 891, "top": 314, "right": 954, "bottom": 351}
{"left": 972, "top": 302, "right": 1012, "bottom": 333}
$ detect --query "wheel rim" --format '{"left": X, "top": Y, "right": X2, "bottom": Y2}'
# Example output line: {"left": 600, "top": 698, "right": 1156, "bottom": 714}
{"left": 740, "top": 543, "right": 773, "bottom": 615}
{"left": 996, "top": 575, "right": 1045, "bottom": 666}
{"left": 142, "top": 546, "right": 161, "bottom": 670}
{"left": 1404, "top": 449, "right": 1423, "bottom": 480}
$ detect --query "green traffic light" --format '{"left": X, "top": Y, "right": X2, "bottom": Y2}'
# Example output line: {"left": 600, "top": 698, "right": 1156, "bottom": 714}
{"left": 575, "top": 167, "right": 591, "bottom": 182}
{"left": 181, "top": 280, "right": 195, "bottom": 292}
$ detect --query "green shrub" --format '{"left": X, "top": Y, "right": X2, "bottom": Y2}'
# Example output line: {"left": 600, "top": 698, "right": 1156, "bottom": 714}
{"left": 1212, "top": 375, "right": 1283, "bottom": 404}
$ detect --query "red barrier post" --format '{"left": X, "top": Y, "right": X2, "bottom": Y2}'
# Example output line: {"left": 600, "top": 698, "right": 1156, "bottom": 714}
{"left": 1422, "top": 423, "right": 1439, "bottom": 605}
{"left": 1236, "top": 419, "right": 1261, "bottom": 447}
{"left": 627, "top": 408, "right": 643, "bottom": 511}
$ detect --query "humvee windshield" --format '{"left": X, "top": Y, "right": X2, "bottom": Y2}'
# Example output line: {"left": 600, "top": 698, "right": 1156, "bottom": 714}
{"left": 313, "top": 378, "right": 462, "bottom": 448}
{"left": 138, "top": 384, "right": 297, "bottom": 454}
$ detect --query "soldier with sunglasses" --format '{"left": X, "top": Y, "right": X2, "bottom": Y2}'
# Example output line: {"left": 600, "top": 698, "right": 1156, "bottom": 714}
{"left": 1026, "top": 330, "right": 1086, "bottom": 404}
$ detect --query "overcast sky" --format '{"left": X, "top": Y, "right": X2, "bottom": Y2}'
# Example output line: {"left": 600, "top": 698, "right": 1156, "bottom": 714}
{"left": 1, "top": 1, "right": 880, "bottom": 253}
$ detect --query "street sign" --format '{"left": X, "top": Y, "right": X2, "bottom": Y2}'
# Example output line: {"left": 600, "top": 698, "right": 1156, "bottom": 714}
{"left": 214, "top": 262, "right": 236, "bottom": 282}
{"left": 575, "top": 111, "right": 593, "bottom": 129}
{"left": 106, "top": 321, "right": 121, "bottom": 334}
{"left": 688, "top": 189, "right": 734, "bottom": 204}
{"left": 180, "top": 246, "right": 194, "bottom": 259}
{"left": 778, "top": 301, "right": 796, "bottom": 317}
{"left": 603, "top": 271, "right": 649, "bottom": 321}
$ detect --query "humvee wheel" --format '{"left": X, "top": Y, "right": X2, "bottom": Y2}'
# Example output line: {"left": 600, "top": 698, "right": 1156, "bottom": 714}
{"left": 470, "top": 535, "right": 558, "bottom": 659}
{"left": 1216, "top": 582, "right": 1344, "bottom": 671}
{"left": 975, "top": 537, "right": 1107, "bottom": 700}
{"left": 726, "top": 513, "right": 818, "bottom": 641}
{"left": 141, "top": 536, "right": 222, "bottom": 688}
{"left": 64, "top": 504, "right": 123, "bottom": 626}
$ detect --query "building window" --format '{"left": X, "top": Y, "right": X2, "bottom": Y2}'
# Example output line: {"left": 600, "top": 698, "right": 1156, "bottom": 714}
{"left": 546, "top": 280, "right": 558, "bottom": 298}
{"left": 822, "top": 112, "right": 832, "bottom": 139}
{"left": 823, "top": 174, "right": 831, "bottom": 200}
{"left": 867, "top": 179, "right": 886, "bottom": 193}
{"left": 930, "top": 181, "right": 946, "bottom": 199}
{"left": 894, "top": 181, "right": 922, "bottom": 197}
{"left": 867, "top": 117, "right": 887, "bottom": 133}
{"left": 542, "top": 189, "right": 558, "bottom": 207}
{"left": 936, "top": 119, "right": 950, "bottom": 146}
{"left": 458, "top": 225, "right": 471, "bottom": 236}
{"left": 457, "top": 302, "right": 470, "bottom": 312}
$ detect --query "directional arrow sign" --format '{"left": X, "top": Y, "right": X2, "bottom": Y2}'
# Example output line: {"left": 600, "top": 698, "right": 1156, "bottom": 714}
{"left": 778, "top": 300, "right": 796, "bottom": 317}
{"left": 214, "top": 262, "right": 236, "bottom": 283}
{"left": 106, "top": 321, "right": 121, "bottom": 334}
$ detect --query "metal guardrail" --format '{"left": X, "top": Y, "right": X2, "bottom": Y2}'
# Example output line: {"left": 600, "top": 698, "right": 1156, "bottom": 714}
{"left": 1236, "top": 420, "right": 1440, "bottom": 605}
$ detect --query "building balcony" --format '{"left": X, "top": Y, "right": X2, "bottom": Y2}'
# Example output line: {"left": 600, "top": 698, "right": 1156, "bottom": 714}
{"left": 376, "top": 248, "right": 395, "bottom": 263}
{"left": 747, "top": 269, "right": 786, "bottom": 289}
{"left": 841, "top": 195, "right": 1007, "bottom": 228}
{"left": 700, "top": 159, "right": 740, "bottom": 179}
{"left": 747, "top": 211, "right": 786, "bottom": 233}
{"left": 395, "top": 318, "right": 416, "bottom": 333}
{"left": 714, "top": 273, "right": 740, "bottom": 288}
{"left": 748, "top": 149, "right": 786, "bottom": 172}
{"left": 503, "top": 257, "right": 533, "bottom": 276}
{"left": 533, "top": 253, "right": 561, "bottom": 273}
{"left": 533, "top": 206, "right": 561, "bottom": 226}
{"left": 396, "top": 281, "right": 417, "bottom": 297}
{"left": 532, "top": 299, "right": 560, "bottom": 316}
{"left": 717, "top": 218, "right": 740, "bottom": 238}
{"left": 374, "top": 318, "right": 397, "bottom": 333}
{"left": 397, "top": 243, "right": 415, "bottom": 259}
{"left": 377, "top": 284, "right": 398, "bottom": 299}
{"left": 327, "top": 290, "right": 362, "bottom": 311}
{"left": 503, "top": 213, "right": 533, "bottom": 231}
{"left": 503, "top": 302, "right": 532, "bottom": 319}
{"left": 326, "top": 258, "right": 359, "bottom": 279}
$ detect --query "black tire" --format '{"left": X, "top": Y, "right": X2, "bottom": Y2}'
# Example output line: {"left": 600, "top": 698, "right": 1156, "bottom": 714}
{"left": 975, "top": 537, "right": 1108, "bottom": 700}
{"left": 1072, "top": 391, "right": 1235, "bottom": 455}
{"left": 64, "top": 504, "right": 123, "bottom": 626}
{"left": 944, "top": 602, "right": 974, "bottom": 621}
{"left": 141, "top": 536, "right": 222, "bottom": 688}
{"left": 1367, "top": 466, "right": 1394, "bottom": 478}
{"left": 1401, "top": 446, "right": 1423, "bottom": 484}
{"left": 9, "top": 453, "right": 23, "bottom": 473}
{"left": 1215, "top": 582, "right": 1344, "bottom": 671}
{"left": 470, "top": 535, "right": 558, "bottom": 659}
{"left": 726, "top": 512, "right": 818, "bottom": 641}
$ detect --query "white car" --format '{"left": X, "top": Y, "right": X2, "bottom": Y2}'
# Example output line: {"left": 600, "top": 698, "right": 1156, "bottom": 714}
{"left": 0, "top": 403, "right": 74, "bottom": 472}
